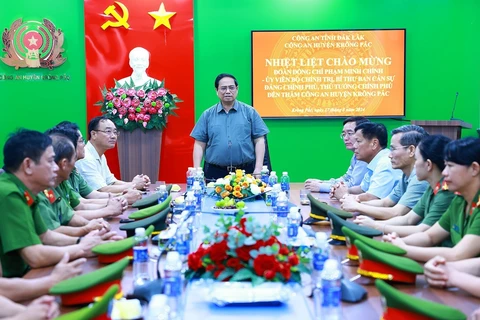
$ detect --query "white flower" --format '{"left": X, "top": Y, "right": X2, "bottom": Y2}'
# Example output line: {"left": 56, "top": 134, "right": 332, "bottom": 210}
{"left": 246, "top": 177, "right": 253, "bottom": 183}
{"left": 216, "top": 178, "right": 226, "bottom": 185}
{"left": 250, "top": 184, "right": 261, "bottom": 195}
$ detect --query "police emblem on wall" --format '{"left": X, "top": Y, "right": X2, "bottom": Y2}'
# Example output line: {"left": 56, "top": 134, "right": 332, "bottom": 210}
{"left": 1, "top": 18, "right": 66, "bottom": 70}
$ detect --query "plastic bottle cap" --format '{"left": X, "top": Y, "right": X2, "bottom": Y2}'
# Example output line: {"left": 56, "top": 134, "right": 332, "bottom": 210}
{"left": 197, "top": 167, "right": 203, "bottom": 171}
{"left": 282, "top": 171, "right": 288, "bottom": 175}
{"left": 135, "top": 227, "right": 146, "bottom": 237}
{"left": 289, "top": 207, "right": 299, "bottom": 213}
{"left": 150, "top": 294, "right": 167, "bottom": 308}
{"left": 271, "top": 171, "right": 276, "bottom": 175}
{"left": 323, "top": 259, "right": 339, "bottom": 271}
{"left": 193, "top": 181, "right": 200, "bottom": 187}
{"left": 159, "top": 185, "right": 166, "bottom": 190}
{"left": 262, "top": 165, "right": 267, "bottom": 170}
{"left": 166, "top": 251, "right": 180, "bottom": 263}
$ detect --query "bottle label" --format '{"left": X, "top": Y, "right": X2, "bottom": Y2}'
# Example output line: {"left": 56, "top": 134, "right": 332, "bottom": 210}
{"left": 265, "top": 194, "right": 272, "bottom": 206}
{"left": 164, "top": 276, "right": 182, "bottom": 297}
{"left": 281, "top": 182, "right": 290, "bottom": 191}
{"left": 322, "top": 282, "right": 341, "bottom": 307}
{"left": 313, "top": 253, "right": 327, "bottom": 271}
{"left": 158, "top": 193, "right": 167, "bottom": 203}
{"left": 261, "top": 173, "right": 269, "bottom": 185}
{"left": 271, "top": 195, "right": 278, "bottom": 208}
{"left": 187, "top": 176, "right": 194, "bottom": 187}
{"left": 133, "top": 247, "right": 148, "bottom": 263}
{"left": 277, "top": 205, "right": 288, "bottom": 217}
{"left": 194, "top": 193, "right": 202, "bottom": 208}
{"left": 176, "top": 239, "right": 190, "bottom": 255}
{"left": 288, "top": 224, "right": 298, "bottom": 237}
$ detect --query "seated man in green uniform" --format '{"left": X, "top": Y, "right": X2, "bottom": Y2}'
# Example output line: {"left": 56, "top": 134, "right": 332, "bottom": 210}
{"left": 46, "top": 125, "right": 128, "bottom": 219}
{"left": 0, "top": 129, "right": 112, "bottom": 277}
{"left": 55, "top": 121, "right": 140, "bottom": 206}
{"left": 38, "top": 134, "right": 114, "bottom": 237}
{"left": 355, "top": 135, "right": 455, "bottom": 238}
{"left": 384, "top": 138, "right": 480, "bottom": 262}
{"left": 341, "top": 125, "right": 429, "bottom": 219}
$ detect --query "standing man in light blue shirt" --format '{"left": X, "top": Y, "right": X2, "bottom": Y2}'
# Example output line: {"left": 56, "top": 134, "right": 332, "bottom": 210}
{"left": 332, "top": 122, "right": 401, "bottom": 202}
{"left": 341, "top": 125, "right": 429, "bottom": 219}
{"left": 305, "top": 116, "right": 369, "bottom": 192}
{"left": 191, "top": 73, "right": 269, "bottom": 180}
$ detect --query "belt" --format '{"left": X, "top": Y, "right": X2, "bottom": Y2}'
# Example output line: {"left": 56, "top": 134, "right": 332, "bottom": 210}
{"left": 207, "top": 162, "right": 254, "bottom": 172}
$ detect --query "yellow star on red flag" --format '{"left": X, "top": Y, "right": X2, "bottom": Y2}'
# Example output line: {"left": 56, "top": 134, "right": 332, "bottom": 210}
{"left": 148, "top": 3, "right": 176, "bottom": 30}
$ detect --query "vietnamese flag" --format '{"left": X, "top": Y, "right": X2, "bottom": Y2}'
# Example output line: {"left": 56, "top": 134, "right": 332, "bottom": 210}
{"left": 83, "top": 0, "right": 194, "bottom": 183}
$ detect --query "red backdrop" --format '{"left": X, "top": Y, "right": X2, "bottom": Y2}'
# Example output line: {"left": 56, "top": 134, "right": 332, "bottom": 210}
{"left": 83, "top": 0, "right": 194, "bottom": 183}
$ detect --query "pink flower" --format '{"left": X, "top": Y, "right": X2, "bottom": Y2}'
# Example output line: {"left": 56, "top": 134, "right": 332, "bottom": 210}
{"left": 132, "top": 98, "right": 140, "bottom": 107}
{"left": 157, "top": 109, "right": 163, "bottom": 115}
{"left": 112, "top": 97, "right": 121, "bottom": 107}
{"left": 144, "top": 99, "right": 152, "bottom": 108}
{"left": 119, "top": 114, "right": 123, "bottom": 119}
{"left": 144, "top": 114, "right": 151, "bottom": 122}
{"left": 121, "top": 98, "right": 131, "bottom": 108}
{"left": 105, "top": 92, "right": 114, "bottom": 101}
{"left": 140, "top": 107, "right": 147, "bottom": 114}
{"left": 148, "top": 107, "right": 156, "bottom": 114}
{"left": 157, "top": 88, "right": 167, "bottom": 96}
{"left": 128, "top": 107, "right": 135, "bottom": 114}
{"left": 126, "top": 89, "right": 136, "bottom": 96}
{"left": 118, "top": 107, "right": 127, "bottom": 115}
{"left": 116, "top": 88, "right": 126, "bottom": 96}
{"left": 147, "top": 91, "right": 158, "bottom": 100}
{"left": 155, "top": 100, "right": 163, "bottom": 108}
{"left": 137, "top": 114, "right": 145, "bottom": 121}
{"left": 137, "top": 90, "right": 146, "bottom": 98}
{"left": 112, "top": 109, "right": 117, "bottom": 115}
{"left": 128, "top": 113, "right": 135, "bottom": 121}
{"left": 124, "top": 118, "right": 129, "bottom": 124}
{"left": 143, "top": 121, "right": 148, "bottom": 128}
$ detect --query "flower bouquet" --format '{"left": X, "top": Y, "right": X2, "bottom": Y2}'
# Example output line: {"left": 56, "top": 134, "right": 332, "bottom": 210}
{"left": 213, "top": 169, "right": 267, "bottom": 200}
{"left": 95, "top": 79, "right": 181, "bottom": 132}
{"left": 186, "top": 212, "right": 310, "bottom": 285}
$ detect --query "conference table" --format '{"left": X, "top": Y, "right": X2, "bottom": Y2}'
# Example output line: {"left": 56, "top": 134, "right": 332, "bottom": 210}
{"left": 25, "top": 183, "right": 480, "bottom": 318}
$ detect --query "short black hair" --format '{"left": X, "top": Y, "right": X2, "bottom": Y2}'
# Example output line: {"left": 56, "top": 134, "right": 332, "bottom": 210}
{"left": 391, "top": 125, "right": 428, "bottom": 147}
{"left": 45, "top": 127, "right": 79, "bottom": 150}
{"left": 56, "top": 121, "right": 80, "bottom": 132}
{"left": 50, "top": 134, "right": 76, "bottom": 164}
{"left": 444, "top": 137, "right": 480, "bottom": 166}
{"left": 87, "top": 115, "right": 109, "bottom": 140}
{"left": 3, "top": 129, "right": 52, "bottom": 173}
{"left": 214, "top": 73, "right": 238, "bottom": 89}
{"left": 343, "top": 116, "right": 369, "bottom": 126}
{"left": 418, "top": 135, "right": 451, "bottom": 171}
{"left": 354, "top": 122, "right": 388, "bottom": 148}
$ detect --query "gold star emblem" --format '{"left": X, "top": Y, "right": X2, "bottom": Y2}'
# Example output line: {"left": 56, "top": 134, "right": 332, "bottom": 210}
{"left": 28, "top": 35, "right": 38, "bottom": 46}
{"left": 148, "top": 3, "right": 176, "bottom": 30}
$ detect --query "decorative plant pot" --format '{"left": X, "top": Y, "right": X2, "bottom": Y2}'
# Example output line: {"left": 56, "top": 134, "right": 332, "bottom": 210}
{"left": 116, "top": 129, "right": 162, "bottom": 182}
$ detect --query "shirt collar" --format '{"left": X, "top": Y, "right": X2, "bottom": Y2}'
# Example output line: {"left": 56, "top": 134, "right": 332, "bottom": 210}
{"left": 215, "top": 100, "right": 239, "bottom": 113}
{"left": 5, "top": 172, "right": 38, "bottom": 206}
{"left": 85, "top": 141, "right": 101, "bottom": 161}
{"left": 367, "top": 148, "right": 390, "bottom": 170}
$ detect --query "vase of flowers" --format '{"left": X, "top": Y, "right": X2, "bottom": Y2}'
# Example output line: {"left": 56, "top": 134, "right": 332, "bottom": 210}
{"left": 213, "top": 170, "right": 267, "bottom": 200}
{"left": 186, "top": 212, "right": 311, "bottom": 285}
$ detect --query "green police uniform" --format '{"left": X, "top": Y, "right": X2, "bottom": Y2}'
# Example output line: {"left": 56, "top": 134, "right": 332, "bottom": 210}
{"left": 0, "top": 173, "right": 48, "bottom": 277}
{"left": 413, "top": 179, "right": 455, "bottom": 227}
{"left": 68, "top": 167, "right": 94, "bottom": 198}
{"left": 438, "top": 190, "right": 480, "bottom": 246}
{"left": 56, "top": 180, "right": 81, "bottom": 209}
{"left": 37, "top": 188, "right": 75, "bottom": 230}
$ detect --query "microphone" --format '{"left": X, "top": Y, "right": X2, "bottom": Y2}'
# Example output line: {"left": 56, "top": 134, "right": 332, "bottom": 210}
{"left": 450, "top": 92, "right": 461, "bottom": 121}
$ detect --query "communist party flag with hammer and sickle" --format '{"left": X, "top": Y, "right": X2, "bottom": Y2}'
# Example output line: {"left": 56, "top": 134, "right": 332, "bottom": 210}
{"left": 83, "top": 0, "right": 194, "bottom": 183}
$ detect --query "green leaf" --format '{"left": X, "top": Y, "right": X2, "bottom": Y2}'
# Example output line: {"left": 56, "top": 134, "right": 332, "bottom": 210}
{"left": 251, "top": 274, "right": 265, "bottom": 287}
{"left": 230, "top": 268, "right": 254, "bottom": 282}
{"left": 201, "top": 271, "right": 214, "bottom": 279}
{"left": 216, "top": 268, "right": 235, "bottom": 281}
{"left": 297, "top": 264, "right": 311, "bottom": 274}
{"left": 290, "top": 272, "right": 301, "bottom": 283}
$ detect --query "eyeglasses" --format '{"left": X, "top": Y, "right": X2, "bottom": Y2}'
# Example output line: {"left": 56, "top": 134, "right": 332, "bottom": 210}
{"left": 340, "top": 131, "right": 355, "bottom": 139}
{"left": 218, "top": 85, "right": 237, "bottom": 93}
{"left": 389, "top": 146, "right": 409, "bottom": 152}
{"left": 94, "top": 129, "right": 119, "bottom": 136}
{"left": 77, "top": 138, "right": 86, "bottom": 144}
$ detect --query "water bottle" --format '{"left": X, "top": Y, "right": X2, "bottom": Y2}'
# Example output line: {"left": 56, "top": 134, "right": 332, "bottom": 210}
{"left": 260, "top": 165, "right": 269, "bottom": 185}
{"left": 147, "top": 294, "right": 170, "bottom": 320}
{"left": 133, "top": 227, "right": 151, "bottom": 286}
{"left": 287, "top": 207, "right": 302, "bottom": 246}
{"left": 271, "top": 183, "right": 281, "bottom": 210}
{"left": 312, "top": 232, "right": 330, "bottom": 290}
{"left": 175, "top": 223, "right": 191, "bottom": 270}
{"left": 268, "top": 171, "right": 278, "bottom": 187}
{"left": 195, "top": 167, "right": 206, "bottom": 193}
{"left": 280, "top": 171, "right": 290, "bottom": 199}
{"left": 164, "top": 251, "right": 183, "bottom": 320}
{"left": 319, "top": 259, "right": 342, "bottom": 320}
{"left": 157, "top": 184, "right": 168, "bottom": 204}
{"left": 184, "top": 191, "right": 197, "bottom": 231}
{"left": 192, "top": 181, "right": 203, "bottom": 211}
{"left": 276, "top": 191, "right": 289, "bottom": 229}
{"left": 186, "top": 167, "right": 195, "bottom": 192}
